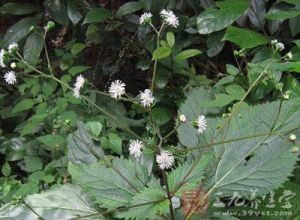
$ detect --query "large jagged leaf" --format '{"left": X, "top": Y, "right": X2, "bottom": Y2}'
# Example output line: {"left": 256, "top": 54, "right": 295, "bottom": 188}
{"left": 0, "top": 184, "right": 98, "bottom": 219}
{"left": 178, "top": 88, "right": 300, "bottom": 196}
{"left": 168, "top": 152, "right": 213, "bottom": 195}
{"left": 68, "top": 157, "right": 157, "bottom": 209}
{"left": 197, "top": 0, "right": 250, "bottom": 34}
{"left": 67, "top": 121, "right": 104, "bottom": 164}
{"left": 115, "top": 187, "right": 169, "bottom": 220}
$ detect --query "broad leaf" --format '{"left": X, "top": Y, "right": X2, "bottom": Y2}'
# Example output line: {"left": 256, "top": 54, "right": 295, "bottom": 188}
{"left": 115, "top": 187, "right": 169, "bottom": 220}
{"left": 69, "top": 157, "right": 156, "bottom": 209}
{"left": 67, "top": 0, "right": 83, "bottom": 25}
{"left": 44, "top": 0, "right": 69, "bottom": 26}
{"left": 175, "top": 49, "right": 202, "bottom": 61}
{"left": 177, "top": 88, "right": 300, "bottom": 196}
{"left": 266, "top": 9, "right": 300, "bottom": 20}
{"left": 23, "top": 33, "right": 44, "bottom": 65}
{"left": 83, "top": 8, "right": 112, "bottom": 24}
{"left": 67, "top": 121, "right": 104, "bottom": 164}
{"left": 223, "top": 26, "right": 268, "bottom": 48}
{"left": 0, "top": 185, "right": 98, "bottom": 219}
{"left": 12, "top": 99, "right": 37, "bottom": 113}
{"left": 152, "top": 47, "right": 171, "bottom": 60}
{"left": 115, "top": 1, "right": 143, "bottom": 17}
{"left": 0, "top": 3, "right": 39, "bottom": 15}
{"left": 197, "top": 0, "right": 249, "bottom": 34}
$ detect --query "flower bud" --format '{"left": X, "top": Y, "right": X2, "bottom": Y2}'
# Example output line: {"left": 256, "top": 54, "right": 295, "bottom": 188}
{"left": 290, "top": 134, "right": 297, "bottom": 141}
{"left": 10, "top": 62, "right": 16, "bottom": 69}
{"left": 179, "top": 114, "right": 187, "bottom": 123}
{"left": 44, "top": 21, "right": 55, "bottom": 31}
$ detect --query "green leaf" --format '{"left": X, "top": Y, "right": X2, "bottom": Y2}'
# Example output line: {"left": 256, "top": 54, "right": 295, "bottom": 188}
{"left": 68, "top": 66, "right": 90, "bottom": 75}
{"left": 225, "top": 84, "right": 246, "bottom": 100}
{"left": 0, "top": 185, "right": 98, "bottom": 219}
{"left": 86, "top": 121, "right": 103, "bottom": 137}
{"left": 44, "top": 0, "right": 69, "bottom": 26}
{"left": 12, "top": 99, "right": 36, "bottom": 113}
{"left": 197, "top": 0, "right": 250, "bottom": 34}
{"left": 2, "top": 162, "right": 11, "bottom": 177}
{"left": 116, "top": 187, "right": 169, "bottom": 220}
{"left": 69, "top": 158, "right": 154, "bottom": 209}
{"left": 151, "top": 107, "right": 172, "bottom": 126}
{"left": 0, "top": 3, "right": 39, "bottom": 15}
{"left": 166, "top": 32, "right": 175, "bottom": 48}
{"left": 226, "top": 64, "right": 239, "bottom": 76}
{"left": 168, "top": 152, "right": 213, "bottom": 195}
{"left": 23, "top": 33, "right": 44, "bottom": 66}
{"left": 178, "top": 90, "right": 300, "bottom": 196}
{"left": 152, "top": 47, "right": 171, "bottom": 60}
{"left": 71, "top": 43, "right": 86, "bottom": 55}
{"left": 266, "top": 9, "right": 300, "bottom": 20}
{"left": 108, "top": 133, "right": 122, "bottom": 155}
{"left": 83, "top": 8, "right": 112, "bottom": 24}
{"left": 67, "top": 0, "right": 82, "bottom": 25}
{"left": 115, "top": 1, "right": 143, "bottom": 17}
{"left": 202, "top": 93, "right": 235, "bottom": 107}
{"left": 223, "top": 26, "right": 268, "bottom": 49}
{"left": 67, "top": 121, "right": 104, "bottom": 164}
{"left": 24, "top": 156, "right": 43, "bottom": 173}
{"left": 175, "top": 49, "right": 202, "bottom": 61}
{"left": 37, "top": 135, "right": 64, "bottom": 150}
{"left": 4, "top": 17, "right": 38, "bottom": 46}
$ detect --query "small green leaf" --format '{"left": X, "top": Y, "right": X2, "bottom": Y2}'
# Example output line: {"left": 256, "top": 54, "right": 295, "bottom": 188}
{"left": 71, "top": 43, "right": 86, "bottom": 55}
{"left": 68, "top": 66, "right": 90, "bottom": 75}
{"left": 115, "top": 1, "right": 143, "bottom": 17}
{"left": 225, "top": 84, "right": 246, "bottom": 100}
{"left": 86, "top": 121, "right": 103, "bottom": 137}
{"left": 152, "top": 47, "right": 171, "bottom": 60}
{"left": 2, "top": 162, "right": 11, "bottom": 177}
{"left": 223, "top": 26, "right": 268, "bottom": 49}
{"left": 166, "top": 32, "right": 175, "bottom": 48}
{"left": 67, "top": 0, "right": 82, "bottom": 25}
{"left": 24, "top": 156, "right": 43, "bottom": 173}
{"left": 226, "top": 64, "right": 239, "bottom": 76}
{"left": 37, "top": 135, "right": 64, "bottom": 150}
{"left": 83, "top": 8, "right": 112, "bottom": 24}
{"left": 175, "top": 49, "right": 202, "bottom": 61}
{"left": 151, "top": 107, "right": 172, "bottom": 126}
{"left": 108, "top": 133, "right": 122, "bottom": 155}
{"left": 12, "top": 99, "right": 36, "bottom": 113}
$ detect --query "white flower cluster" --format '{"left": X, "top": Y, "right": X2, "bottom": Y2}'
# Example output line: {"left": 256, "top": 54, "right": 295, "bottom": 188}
{"left": 0, "top": 49, "right": 6, "bottom": 68}
{"left": 139, "top": 9, "right": 179, "bottom": 28}
{"left": 109, "top": 80, "right": 126, "bottom": 99}
{"left": 196, "top": 115, "right": 207, "bottom": 133}
{"left": 4, "top": 71, "right": 17, "bottom": 85}
{"left": 160, "top": 9, "right": 179, "bottom": 28}
{"left": 129, "top": 140, "right": 144, "bottom": 158}
{"left": 156, "top": 150, "right": 174, "bottom": 170}
{"left": 271, "top": 39, "right": 284, "bottom": 51}
{"left": 73, "top": 75, "right": 85, "bottom": 98}
{"left": 8, "top": 42, "right": 18, "bottom": 53}
{"left": 140, "top": 12, "right": 153, "bottom": 25}
{"left": 139, "top": 89, "right": 154, "bottom": 107}
{"left": 285, "top": 52, "right": 293, "bottom": 60}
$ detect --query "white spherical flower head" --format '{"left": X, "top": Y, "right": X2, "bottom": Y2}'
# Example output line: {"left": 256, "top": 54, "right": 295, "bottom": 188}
{"left": 4, "top": 71, "right": 17, "bottom": 85}
{"left": 74, "top": 74, "right": 85, "bottom": 90}
{"left": 160, "top": 9, "right": 179, "bottom": 28}
{"left": 129, "top": 140, "right": 144, "bottom": 158}
{"left": 179, "top": 114, "right": 187, "bottom": 123}
{"left": 196, "top": 115, "right": 207, "bottom": 133}
{"left": 0, "top": 49, "right": 6, "bottom": 68}
{"left": 109, "top": 80, "right": 126, "bottom": 99}
{"left": 140, "top": 12, "right": 153, "bottom": 25}
{"left": 156, "top": 150, "right": 174, "bottom": 170}
{"left": 290, "top": 134, "right": 297, "bottom": 141}
{"left": 139, "top": 89, "right": 154, "bottom": 107}
{"left": 286, "top": 52, "right": 293, "bottom": 59}
{"left": 8, "top": 42, "right": 18, "bottom": 53}
{"left": 271, "top": 40, "right": 284, "bottom": 51}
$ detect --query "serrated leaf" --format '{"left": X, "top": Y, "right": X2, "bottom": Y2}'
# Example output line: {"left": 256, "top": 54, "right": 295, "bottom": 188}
{"left": 178, "top": 89, "right": 300, "bottom": 196}
{"left": 152, "top": 47, "right": 171, "bottom": 60}
{"left": 83, "top": 8, "right": 112, "bottom": 24}
{"left": 115, "top": 187, "right": 169, "bottom": 220}
{"left": 223, "top": 26, "right": 268, "bottom": 49}
{"left": 69, "top": 158, "right": 156, "bottom": 209}
{"left": 67, "top": 121, "right": 104, "bottom": 164}
{"left": 175, "top": 49, "right": 202, "bottom": 61}
{"left": 0, "top": 185, "right": 98, "bottom": 219}
{"left": 197, "top": 0, "right": 250, "bottom": 34}
{"left": 168, "top": 152, "right": 213, "bottom": 195}
{"left": 115, "top": 1, "right": 143, "bottom": 17}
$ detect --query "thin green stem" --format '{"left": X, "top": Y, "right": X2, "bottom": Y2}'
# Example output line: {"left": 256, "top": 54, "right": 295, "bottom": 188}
{"left": 43, "top": 31, "right": 54, "bottom": 76}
